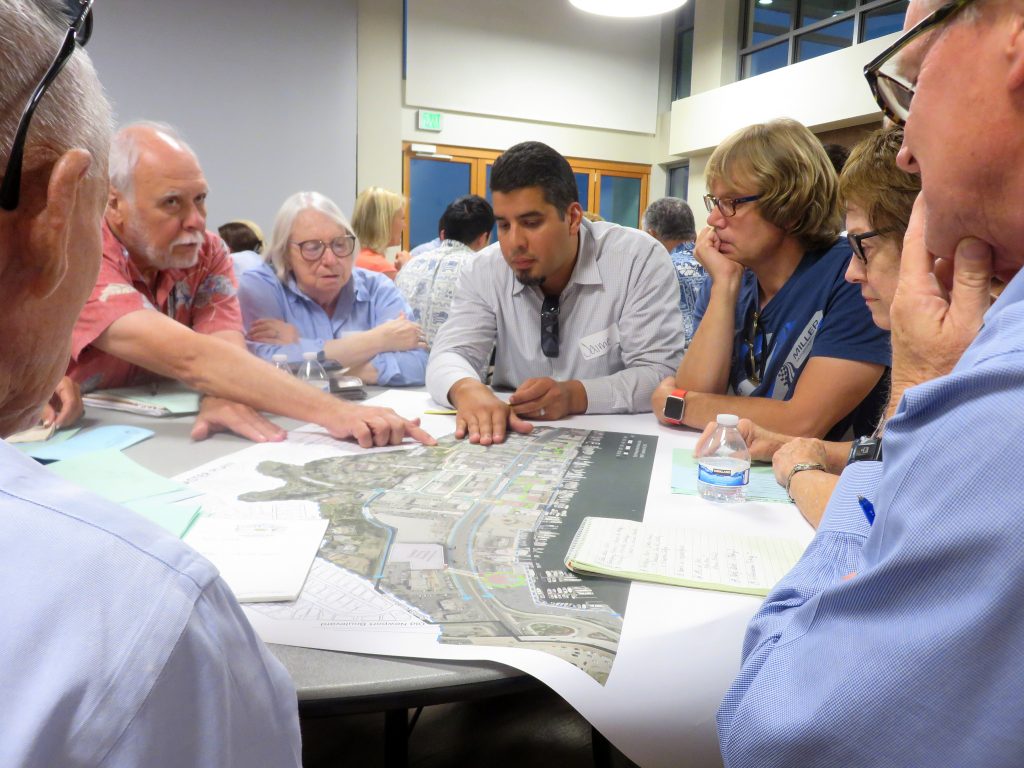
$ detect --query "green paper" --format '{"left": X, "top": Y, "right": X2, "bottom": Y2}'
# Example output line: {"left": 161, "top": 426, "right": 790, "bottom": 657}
{"left": 671, "top": 449, "right": 791, "bottom": 504}
{"left": 48, "top": 448, "right": 191, "bottom": 504}
{"left": 124, "top": 499, "right": 201, "bottom": 538}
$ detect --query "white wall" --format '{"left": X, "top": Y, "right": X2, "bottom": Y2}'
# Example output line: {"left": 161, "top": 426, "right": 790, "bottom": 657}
{"left": 88, "top": 0, "right": 358, "bottom": 235}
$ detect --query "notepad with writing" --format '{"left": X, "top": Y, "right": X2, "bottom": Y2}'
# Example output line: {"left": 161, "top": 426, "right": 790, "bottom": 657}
{"left": 83, "top": 385, "right": 201, "bottom": 417}
{"left": 564, "top": 516, "right": 804, "bottom": 597}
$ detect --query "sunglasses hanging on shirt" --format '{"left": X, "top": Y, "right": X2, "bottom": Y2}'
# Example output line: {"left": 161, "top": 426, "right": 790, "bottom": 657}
{"left": 541, "top": 295, "right": 560, "bottom": 358}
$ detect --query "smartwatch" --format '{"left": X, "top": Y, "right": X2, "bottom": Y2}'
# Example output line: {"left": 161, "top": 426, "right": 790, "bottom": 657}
{"left": 847, "top": 435, "right": 883, "bottom": 464}
{"left": 662, "top": 389, "right": 687, "bottom": 425}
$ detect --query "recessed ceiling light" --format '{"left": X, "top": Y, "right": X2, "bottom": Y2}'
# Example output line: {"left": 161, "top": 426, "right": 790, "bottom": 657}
{"left": 758, "top": 0, "right": 773, "bottom": 5}
{"left": 569, "top": 0, "right": 688, "bottom": 18}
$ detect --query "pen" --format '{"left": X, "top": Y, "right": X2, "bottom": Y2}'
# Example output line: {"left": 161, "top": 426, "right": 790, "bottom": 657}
{"left": 857, "top": 495, "right": 875, "bottom": 526}
{"left": 424, "top": 409, "right": 457, "bottom": 416}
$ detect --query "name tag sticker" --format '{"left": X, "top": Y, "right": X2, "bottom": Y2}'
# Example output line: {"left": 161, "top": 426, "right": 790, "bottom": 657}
{"left": 578, "top": 324, "right": 620, "bottom": 360}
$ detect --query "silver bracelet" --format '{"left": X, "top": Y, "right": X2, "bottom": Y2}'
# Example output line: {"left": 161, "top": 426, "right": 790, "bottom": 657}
{"left": 785, "top": 462, "right": 826, "bottom": 502}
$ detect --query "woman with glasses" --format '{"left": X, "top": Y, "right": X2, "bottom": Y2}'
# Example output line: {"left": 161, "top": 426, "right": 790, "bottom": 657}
{"left": 709, "top": 126, "right": 921, "bottom": 528}
{"left": 653, "top": 118, "right": 891, "bottom": 442}
{"left": 237, "top": 192, "right": 428, "bottom": 386}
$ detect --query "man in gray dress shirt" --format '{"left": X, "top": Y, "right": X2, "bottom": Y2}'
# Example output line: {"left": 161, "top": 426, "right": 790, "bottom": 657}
{"left": 426, "top": 141, "right": 685, "bottom": 444}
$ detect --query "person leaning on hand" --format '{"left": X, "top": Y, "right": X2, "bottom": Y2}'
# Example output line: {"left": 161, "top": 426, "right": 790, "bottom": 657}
{"left": 238, "top": 191, "right": 428, "bottom": 386}
{"left": 698, "top": 125, "right": 921, "bottom": 528}
{"left": 0, "top": 2, "right": 301, "bottom": 765}
{"left": 65, "top": 121, "right": 432, "bottom": 448}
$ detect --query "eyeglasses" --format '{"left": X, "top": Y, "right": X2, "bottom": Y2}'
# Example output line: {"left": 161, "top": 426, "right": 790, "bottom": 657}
{"left": 703, "top": 194, "right": 761, "bottom": 218}
{"left": 0, "top": 0, "right": 95, "bottom": 211}
{"left": 540, "top": 295, "right": 559, "bottom": 358}
{"left": 863, "top": 0, "right": 976, "bottom": 127}
{"left": 291, "top": 235, "right": 356, "bottom": 262}
{"left": 847, "top": 229, "right": 893, "bottom": 265}
{"left": 743, "top": 308, "right": 767, "bottom": 386}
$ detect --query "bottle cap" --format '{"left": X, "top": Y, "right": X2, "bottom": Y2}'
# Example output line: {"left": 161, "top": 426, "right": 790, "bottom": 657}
{"left": 302, "top": 351, "right": 317, "bottom": 360}
{"left": 716, "top": 414, "right": 739, "bottom": 426}
{"left": 272, "top": 353, "right": 287, "bottom": 362}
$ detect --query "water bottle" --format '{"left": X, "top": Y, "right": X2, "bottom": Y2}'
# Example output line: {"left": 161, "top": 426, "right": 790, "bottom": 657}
{"left": 695, "top": 414, "right": 750, "bottom": 503}
{"left": 298, "top": 351, "right": 331, "bottom": 393}
{"left": 271, "top": 353, "right": 292, "bottom": 375}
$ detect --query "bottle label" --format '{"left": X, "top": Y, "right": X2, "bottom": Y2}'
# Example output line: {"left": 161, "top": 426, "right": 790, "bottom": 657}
{"left": 697, "top": 462, "right": 750, "bottom": 487}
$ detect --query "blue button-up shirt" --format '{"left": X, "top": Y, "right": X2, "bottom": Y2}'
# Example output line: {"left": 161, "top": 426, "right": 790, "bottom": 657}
{"left": 717, "top": 269, "right": 1024, "bottom": 766}
{"left": 670, "top": 241, "right": 706, "bottom": 349}
{"left": 238, "top": 262, "right": 428, "bottom": 386}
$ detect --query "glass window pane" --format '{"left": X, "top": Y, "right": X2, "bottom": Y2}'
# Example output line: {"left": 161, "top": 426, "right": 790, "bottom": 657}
{"left": 599, "top": 175, "right": 642, "bottom": 228}
{"left": 574, "top": 172, "right": 591, "bottom": 212}
{"left": 795, "top": 17, "right": 854, "bottom": 62}
{"left": 862, "top": 0, "right": 909, "bottom": 41}
{"left": 673, "top": 27, "right": 693, "bottom": 100}
{"left": 668, "top": 164, "right": 689, "bottom": 201}
{"left": 746, "top": 0, "right": 794, "bottom": 46}
{"left": 742, "top": 41, "right": 789, "bottom": 78}
{"left": 800, "top": 0, "right": 855, "bottom": 27}
{"left": 410, "top": 158, "right": 471, "bottom": 248}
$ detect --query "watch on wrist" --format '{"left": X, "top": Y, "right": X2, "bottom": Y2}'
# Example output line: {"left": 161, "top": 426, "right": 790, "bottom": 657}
{"left": 784, "top": 462, "right": 826, "bottom": 502}
{"left": 847, "top": 435, "right": 883, "bottom": 464}
{"left": 663, "top": 389, "right": 687, "bottom": 425}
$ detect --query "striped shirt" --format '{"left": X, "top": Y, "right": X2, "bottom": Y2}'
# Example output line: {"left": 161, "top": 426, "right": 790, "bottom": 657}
{"left": 717, "top": 268, "right": 1024, "bottom": 766}
{"left": 426, "top": 219, "right": 685, "bottom": 413}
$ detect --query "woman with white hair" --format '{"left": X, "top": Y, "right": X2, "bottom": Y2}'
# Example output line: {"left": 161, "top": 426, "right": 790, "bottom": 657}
{"left": 238, "top": 192, "right": 428, "bottom": 385}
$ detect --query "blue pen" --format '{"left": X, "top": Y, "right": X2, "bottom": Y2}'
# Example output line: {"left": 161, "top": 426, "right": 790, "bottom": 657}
{"left": 857, "top": 495, "right": 875, "bottom": 526}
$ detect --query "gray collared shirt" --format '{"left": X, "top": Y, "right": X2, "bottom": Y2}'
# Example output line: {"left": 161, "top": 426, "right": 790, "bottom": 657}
{"left": 426, "top": 219, "right": 685, "bottom": 413}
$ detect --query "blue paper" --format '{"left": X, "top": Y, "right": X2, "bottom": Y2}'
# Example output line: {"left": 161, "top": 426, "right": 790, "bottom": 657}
{"left": 26, "top": 425, "right": 154, "bottom": 462}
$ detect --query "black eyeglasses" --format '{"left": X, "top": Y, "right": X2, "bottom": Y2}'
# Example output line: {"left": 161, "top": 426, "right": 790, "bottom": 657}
{"left": 847, "top": 229, "right": 893, "bottom": 265}
{"left": 743, "top": 308, "right": 767, "bottom": 386}
{"left": 291, "top": 235, "right": 356, "bottom": 262}
{"left": 0, "top": 0, "right": 95, "bottom": 211}
{"left": 704, "top": 194, "right": 761, "bottom": 218}
{"left": 864, "top": 0, "right": 976, "bottom": 127}
{"left": 540, "top": 295, "right": 559, "bottom": 358}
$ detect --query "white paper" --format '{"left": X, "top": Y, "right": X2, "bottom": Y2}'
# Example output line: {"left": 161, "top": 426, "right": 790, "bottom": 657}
{"left": 185, "top": 517, "right": 328, "bottom": 602}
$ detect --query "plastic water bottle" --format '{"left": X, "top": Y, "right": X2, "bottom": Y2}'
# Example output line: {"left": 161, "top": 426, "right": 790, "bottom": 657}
{"left": 298, "top": 351, "right": 331, "bottom": 393}
{"left": 695, "top": 414, "right": 750, "bottom": 503}
{"left": 271, "top": 353, "right": 292, "bottom": 375}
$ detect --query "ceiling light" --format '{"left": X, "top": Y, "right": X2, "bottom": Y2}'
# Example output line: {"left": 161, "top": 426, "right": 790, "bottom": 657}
{"left": 758, "top": 0, "right": 773, "bottom": 5}
{"left": 569, "top": 0, "right": 688, "bottom": 18}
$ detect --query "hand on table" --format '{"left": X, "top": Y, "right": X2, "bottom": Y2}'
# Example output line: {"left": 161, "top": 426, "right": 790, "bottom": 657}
{"left": 321, "top": 402, "right": 436, "bottom": 448}
{"left": 451, "top": 380, "right": 532, "bottom": 445}
{"left": 771, "top": 438, "right": 829, "bottom": 487}
{"left": 191, "top": 396, "right": 287, "bottom": 443}
{"left": 41, "top": 376, "right": 83, "bottom": 428}
{"left": 889, "top": 196, "right": 994, "bottom": 395}
{"left": 248, "top": 318, "right": 300, "bottom": 345}
{"left": 508, "top": 377, "right": 583, "bottom": 421}
{"left": 695, "top": 417, "right": 790, "bottom": 462}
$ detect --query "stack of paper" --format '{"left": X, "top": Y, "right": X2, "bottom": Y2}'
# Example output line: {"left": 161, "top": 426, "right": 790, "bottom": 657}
{"left": 16, "top": 424, "right": 152, "bottom": 463}
{"left": 48, "top": 449, "right": 201, "bottom": 537}
{"left": 565, "top": 516, "right": 804, "bottom": 596}
{"left": 83, "top": 385, "right": 201, "bottom": 417}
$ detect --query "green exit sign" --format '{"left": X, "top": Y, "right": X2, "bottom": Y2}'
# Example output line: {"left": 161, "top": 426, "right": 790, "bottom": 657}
{"left": 417, "top": 110, "right": 443, "bottom": 132}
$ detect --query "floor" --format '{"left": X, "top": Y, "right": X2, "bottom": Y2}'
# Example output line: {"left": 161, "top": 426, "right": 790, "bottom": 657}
{"left": 301, "top": 686, "right": 640, "bottom": 768}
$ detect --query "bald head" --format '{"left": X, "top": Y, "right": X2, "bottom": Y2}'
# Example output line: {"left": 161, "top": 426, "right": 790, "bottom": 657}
{"left": 109, "top": 121, "right": 198, "bottom": 200}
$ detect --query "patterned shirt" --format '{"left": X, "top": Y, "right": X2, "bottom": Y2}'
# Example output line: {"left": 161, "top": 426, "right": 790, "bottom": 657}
{"left": 67, "top": 220, "right": 243, "bottom": 392}
{"left": 395, "top": 239, "right": 481, "bottom": 345}
{"left": 670, "top": 241, "right": 706, "bottom": 349}
{"left": 717, "top": 269, "right": 1024, "bottom": 767}
{"left": 426, "top": 219, "right": 685, "bottom": 413}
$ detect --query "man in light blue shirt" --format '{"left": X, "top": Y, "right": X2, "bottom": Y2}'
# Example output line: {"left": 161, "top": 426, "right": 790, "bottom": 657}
{"left": 717, "top": 1, "right": 1024, "bottom": 764}
{"left": 0, "top": 4, "right": 301, "bottom": 766}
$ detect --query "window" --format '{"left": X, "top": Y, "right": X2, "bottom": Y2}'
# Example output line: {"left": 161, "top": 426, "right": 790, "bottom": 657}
{"left": 739, "top": 0, "right": 908, "bottom": 79}
{"left": 672, "top": 2, "right": 696, "bottom": 101}
{"left": 667, "top": 164, "right": 689, "bottom": 201}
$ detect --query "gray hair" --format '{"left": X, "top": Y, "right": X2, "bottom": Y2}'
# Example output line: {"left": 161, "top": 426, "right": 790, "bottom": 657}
{"left": 643, "top": 197, "right": 696, "bottom": 242}
{"left": 0, "top": 0, "right": 111, "bottom": 189}
{"left": 108, "top": 120, "right": 196, "bottom": 199}
{"left": 266, "top": 191, "right": 360, "bottom": 282}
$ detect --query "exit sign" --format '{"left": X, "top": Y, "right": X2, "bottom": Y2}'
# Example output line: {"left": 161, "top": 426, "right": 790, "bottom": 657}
{"left": 417, "top": 110, "right": 443, "bottom": 132}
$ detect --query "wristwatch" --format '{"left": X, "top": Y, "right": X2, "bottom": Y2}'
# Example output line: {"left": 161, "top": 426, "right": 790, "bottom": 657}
{"left": 784, "top": 462, "right": 826, "bottom": 502}
{"left": 662, "top": 389, "right": 687, "bottom": 425}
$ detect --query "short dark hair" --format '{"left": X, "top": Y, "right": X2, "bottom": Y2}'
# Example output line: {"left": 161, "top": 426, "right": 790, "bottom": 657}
{"left": 822, "top": 143, "right": 851, "bottom": 176}
{"left": 441, "top": 195, "right": 495, "bottom": 245}
{"left": 218, "top": 221, "right": 263, "bottom": 254}
{"left": 643, "top": 197, "right": 696, "bottom": 242}
{"left": 489, "top": 141, "right": 578, "bottom": 216}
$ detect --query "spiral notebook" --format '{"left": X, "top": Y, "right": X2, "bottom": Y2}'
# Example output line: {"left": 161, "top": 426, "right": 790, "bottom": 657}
{"left": 564, "top": 516, "right": 804, "bottom": 597}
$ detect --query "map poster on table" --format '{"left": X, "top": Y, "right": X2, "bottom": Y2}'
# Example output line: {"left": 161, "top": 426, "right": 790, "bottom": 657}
{"left": 178, "top": 424, "right": 656, "bottom": 687}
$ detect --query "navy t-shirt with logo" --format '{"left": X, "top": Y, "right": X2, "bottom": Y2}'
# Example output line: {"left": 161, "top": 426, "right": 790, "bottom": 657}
{"left": 693, "top": 237, "right": 891, "bottom": 438}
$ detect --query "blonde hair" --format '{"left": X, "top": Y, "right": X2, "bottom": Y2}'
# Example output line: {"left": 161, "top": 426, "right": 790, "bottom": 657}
{"left": 265, "top": 191, "right": 359, "bottom": 283}
{"left": 351, "top": 186, "right": 405, "bottom": 253}
{"left": 706, "top": 118, "right": 841, "bottom": 251}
